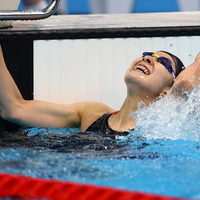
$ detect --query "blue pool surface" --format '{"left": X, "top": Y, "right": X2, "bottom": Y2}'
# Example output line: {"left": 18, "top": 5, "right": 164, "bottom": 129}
{"left": 0, "top": 138, "right": 200, "bottom": 198}
{"left": 0, "top": 87, "right": 200, "bottom": 198}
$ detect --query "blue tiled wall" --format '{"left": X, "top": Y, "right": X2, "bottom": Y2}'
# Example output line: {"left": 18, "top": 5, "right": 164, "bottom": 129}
{"left": 133, "top": 0, "right": 179, "bottom": 13}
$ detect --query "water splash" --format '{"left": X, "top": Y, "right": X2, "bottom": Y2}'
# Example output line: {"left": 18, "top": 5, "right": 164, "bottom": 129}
{"left": 128, "top": 86, "right": 200, "bottom": 141}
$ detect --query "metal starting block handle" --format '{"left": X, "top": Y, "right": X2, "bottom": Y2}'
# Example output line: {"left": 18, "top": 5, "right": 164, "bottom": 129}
{"left": 0, "top": 0, "right": 60, "bottom": 20}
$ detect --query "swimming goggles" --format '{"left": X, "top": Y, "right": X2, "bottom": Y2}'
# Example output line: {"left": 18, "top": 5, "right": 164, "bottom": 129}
{"left": 142, "top": 52, "right": 176, "bottom": 79}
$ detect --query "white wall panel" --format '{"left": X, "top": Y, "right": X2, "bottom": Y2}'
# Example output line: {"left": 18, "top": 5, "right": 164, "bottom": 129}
{"left": 48, "top": 40, "right": 63, "bottom": 103}
{"left": 152, "top": 37, "right": 165, "bottom": 52}
{"left": 106, "top": 0, "right": 134, "bottom": 13}
{"left": 178, "top": 0, "right": 199, "bottom": 11}
{"left": 60, "top": 40, "right": 75, "bottom": 104}
{"left": 86, "top": 39, "right": 101, "bottom": 102}
{"left": 99, "top": 39, "right": 114, "bottom": 107}
{"left": 34, "top": 40, "right": 49, "bottom": 102}
{"left": 34, "top": 36, "right": 200, "bottom": 110}
{"left": 190, "top": 36, "right": 200, "bottom": 62}
{"left": 113, "top": 39, "right": 127, "bottom": 109}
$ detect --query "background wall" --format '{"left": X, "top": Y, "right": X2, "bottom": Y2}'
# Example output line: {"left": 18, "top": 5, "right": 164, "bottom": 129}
{"left": 34, "top": 36, "right": 200, "bottom": 110}
{"left": 19, "top": 0, "right": 200, "bottom": 14}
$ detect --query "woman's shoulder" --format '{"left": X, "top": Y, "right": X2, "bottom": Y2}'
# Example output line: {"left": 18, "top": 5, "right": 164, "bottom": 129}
{"left": 72, "top": 101, "right": 114, "bottom": 113}
{"left": 72, "top": 101, "right": 115, "bottom": 131}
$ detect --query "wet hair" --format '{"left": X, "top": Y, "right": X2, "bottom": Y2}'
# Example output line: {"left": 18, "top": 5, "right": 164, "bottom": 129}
{"left": 161, "top": 51, "right": 185, "bottom": 77}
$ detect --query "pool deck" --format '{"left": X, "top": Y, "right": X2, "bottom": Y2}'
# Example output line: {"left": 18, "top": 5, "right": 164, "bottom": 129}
{"left": 0, "top": 11, "right": 200, "bottom": 40}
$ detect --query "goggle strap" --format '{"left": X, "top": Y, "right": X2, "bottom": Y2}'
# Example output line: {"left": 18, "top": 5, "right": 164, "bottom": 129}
{"left": 172, "top": 71, "right": 176, "bottom": 79}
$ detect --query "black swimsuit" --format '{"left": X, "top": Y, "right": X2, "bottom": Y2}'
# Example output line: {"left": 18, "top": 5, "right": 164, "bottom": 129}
{"left": 86, "top": 113, "right": 131, "bottom": 136}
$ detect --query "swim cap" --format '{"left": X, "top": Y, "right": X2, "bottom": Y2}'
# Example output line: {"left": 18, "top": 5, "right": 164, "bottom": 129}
{"left": 161, "top": 51, "right": 185, "bottom": 77}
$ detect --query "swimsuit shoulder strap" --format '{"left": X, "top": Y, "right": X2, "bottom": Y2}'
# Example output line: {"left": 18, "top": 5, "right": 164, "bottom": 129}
{"left": 110, "top": 111, "right": 119, "bottom": 115}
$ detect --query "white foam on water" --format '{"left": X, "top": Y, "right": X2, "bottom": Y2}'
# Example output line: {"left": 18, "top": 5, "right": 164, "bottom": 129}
{"left": 128, "top": 86, "right": 200, "bottom": 141}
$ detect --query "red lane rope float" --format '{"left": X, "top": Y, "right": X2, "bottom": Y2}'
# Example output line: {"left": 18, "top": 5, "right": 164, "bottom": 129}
{"left": 0, "top": 173, "right": 183, "bottom": 200}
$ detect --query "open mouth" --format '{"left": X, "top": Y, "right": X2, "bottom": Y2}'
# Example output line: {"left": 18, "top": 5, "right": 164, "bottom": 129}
{"left": 133, "top": 65, "right": 150, "bottom": 75}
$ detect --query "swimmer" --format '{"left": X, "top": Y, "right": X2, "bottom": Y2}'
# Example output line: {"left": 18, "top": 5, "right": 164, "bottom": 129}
{"left": 0, "top": 45, "right": 199, "bottom": 135}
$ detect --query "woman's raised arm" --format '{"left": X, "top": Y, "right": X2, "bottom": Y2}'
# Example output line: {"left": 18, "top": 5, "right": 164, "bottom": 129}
{"left": 170, "top": 52, "right": 200, "bottom": 94}
{"left": 0, "top": 45, "right": 81, "bottom": 128}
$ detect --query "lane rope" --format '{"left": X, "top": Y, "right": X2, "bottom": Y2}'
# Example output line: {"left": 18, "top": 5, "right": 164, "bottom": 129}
{"left": 0, "top": 173, "right": 183, "bottom": 200}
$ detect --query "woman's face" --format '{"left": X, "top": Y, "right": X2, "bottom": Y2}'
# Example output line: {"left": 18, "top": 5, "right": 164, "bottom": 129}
{"left": 124, "top": 51, "right": 176, "bottom": 98}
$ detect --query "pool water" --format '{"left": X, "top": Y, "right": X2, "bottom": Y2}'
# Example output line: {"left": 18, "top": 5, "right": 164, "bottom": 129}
{"left": 1, "top": 87, "right": 200, "bottom": 198}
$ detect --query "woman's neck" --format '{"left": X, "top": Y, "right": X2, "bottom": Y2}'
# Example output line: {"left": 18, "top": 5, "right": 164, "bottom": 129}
{"left": 109, "top": 94, "right": 154, "bottom": 132}
{"left": 120, "top": 94, "right": 153, "bottom": 114}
